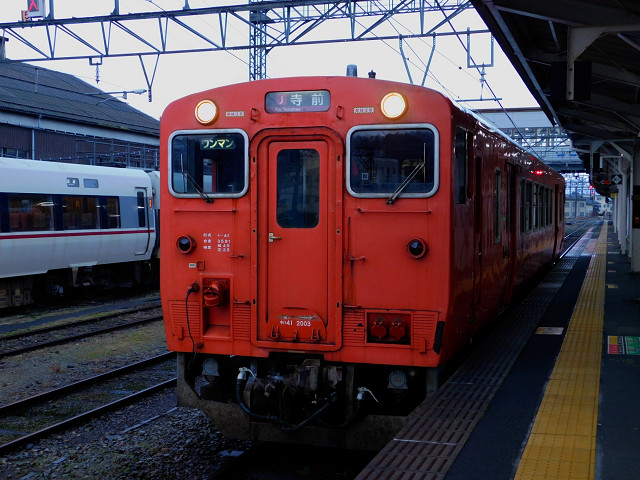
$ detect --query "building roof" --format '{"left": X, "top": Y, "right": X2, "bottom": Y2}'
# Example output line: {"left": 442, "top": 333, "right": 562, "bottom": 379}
{"left": 0, "top": 60, "right": 159, "bottom": 136}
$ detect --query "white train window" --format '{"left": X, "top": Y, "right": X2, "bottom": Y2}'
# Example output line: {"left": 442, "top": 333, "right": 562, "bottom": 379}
{"left": 8, "top": 194, "right": 54, "bottom": 232}
{"left": 137, "top": 192, "right": 147, "bottom": 227}
{"left": 62, "top": 196, "right": 98, "bottom": 230}
{"left": 105, "top": 197, "right": 120, "bottom": 228}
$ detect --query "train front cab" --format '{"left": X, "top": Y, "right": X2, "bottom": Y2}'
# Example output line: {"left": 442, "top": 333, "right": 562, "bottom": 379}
{"left": 165, "top": 126, "right": 451, "bottom": 448}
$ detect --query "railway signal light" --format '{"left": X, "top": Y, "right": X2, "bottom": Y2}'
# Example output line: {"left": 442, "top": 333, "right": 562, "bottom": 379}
{"left": 26, "top": 0, "right": 44, "bottom": 18}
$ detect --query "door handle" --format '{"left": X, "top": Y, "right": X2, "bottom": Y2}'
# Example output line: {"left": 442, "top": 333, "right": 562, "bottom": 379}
{"left": 268, "top": 232, "right": 282, "bottom": 243}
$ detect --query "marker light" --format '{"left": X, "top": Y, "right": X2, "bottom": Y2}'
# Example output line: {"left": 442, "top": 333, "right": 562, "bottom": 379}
{"left": 407, "top": 238, "right": 428, "bottom": 259}
{"left": 381, "top": 92, "right": 407, "bottom": 119}
{"left": 195, "top": 100, "right": 219, "bottom": 124}
{"left": 176, "top": 235, "right": 196, "bottom": 254}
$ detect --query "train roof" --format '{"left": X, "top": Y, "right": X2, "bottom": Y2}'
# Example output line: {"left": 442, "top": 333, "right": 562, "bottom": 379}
{"left": 0, "top": 61, "right": 159, "bottom": 136}
{"left": 0, "top": 158, "right": 152, "bottom": 195}
{"left": 166, "top": 75, "right": 558, "bottom": 176}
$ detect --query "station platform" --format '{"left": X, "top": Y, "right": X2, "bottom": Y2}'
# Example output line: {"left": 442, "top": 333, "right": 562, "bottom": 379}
{"left": 356, "top": 221, "right": 640, "bottom": 480}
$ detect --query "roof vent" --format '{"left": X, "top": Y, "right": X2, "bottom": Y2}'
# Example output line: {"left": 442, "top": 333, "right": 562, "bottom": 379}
{"left": 346, "top": 64, "right": 358, "bottom": 77}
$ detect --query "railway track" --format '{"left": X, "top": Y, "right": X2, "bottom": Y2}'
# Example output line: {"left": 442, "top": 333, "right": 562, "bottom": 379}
{"left": 561, "top": 219, "right": 598, "bottom": 256}
{"left": 0, "top": 352, "right": 176, "bottom": 455}
{"left": 0, "top": 305, "right": 163, "bottom": 360}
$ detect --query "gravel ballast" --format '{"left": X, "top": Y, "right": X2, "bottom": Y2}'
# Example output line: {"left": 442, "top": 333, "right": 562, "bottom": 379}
{"left": 0, "top": 307, "right": 250, "bottom": 480}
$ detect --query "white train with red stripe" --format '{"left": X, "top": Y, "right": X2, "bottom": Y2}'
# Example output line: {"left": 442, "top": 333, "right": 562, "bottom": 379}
{"left": 0, "top": 158, "right": 159, "bottom": 308}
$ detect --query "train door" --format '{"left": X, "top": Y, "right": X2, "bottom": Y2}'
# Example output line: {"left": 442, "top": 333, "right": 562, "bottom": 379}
{"left": 134, "top": 188, "right": 152, "bottom": 255}
{"left": 256, "top": 134, "right": 341, "bottom": 347}
{"left": 471, "top": 148, "right": 483, "bottom": 317}
{"left": 553, "top": 183, "right": 562, "bottom": 256}
{"left": 503, "top": 164, "right": 518, "bottom": 303}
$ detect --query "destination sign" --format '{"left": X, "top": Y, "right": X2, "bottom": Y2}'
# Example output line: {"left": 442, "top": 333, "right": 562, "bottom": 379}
{"left": 200, "top": 137, "right": 236, "bottom": 150}
{"left": 265, "top": 90, "right": 330, "bottom": 113}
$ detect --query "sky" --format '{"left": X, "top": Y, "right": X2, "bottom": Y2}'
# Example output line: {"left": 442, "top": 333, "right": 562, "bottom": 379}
{"left": 0, "top": 0, "right": 540, "bottom": 120}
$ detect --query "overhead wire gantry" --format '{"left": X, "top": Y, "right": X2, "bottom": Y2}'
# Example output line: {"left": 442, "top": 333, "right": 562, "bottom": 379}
{"left": 1, "top": 0, "right": 490, "bottom": 97}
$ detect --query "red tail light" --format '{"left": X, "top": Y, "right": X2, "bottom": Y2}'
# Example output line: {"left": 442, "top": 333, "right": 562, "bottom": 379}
{"left": 367, "top": 312, "right": 411, "bottom": 344}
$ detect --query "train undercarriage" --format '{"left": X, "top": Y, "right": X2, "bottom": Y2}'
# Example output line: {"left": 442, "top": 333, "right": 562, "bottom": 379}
{"left": 175, "top": 351, "right": 438, "bottom": 450}
{"left": 0, "top": 259, "right": 158, "bottom": 309}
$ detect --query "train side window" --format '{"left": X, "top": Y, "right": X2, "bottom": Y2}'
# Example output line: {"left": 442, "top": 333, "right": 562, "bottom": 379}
{"left": 107, "top": 197, "right": 121, "bottom": 228}
{"left": 137, "top": 192, "right": 147, "bottom": 228}
{"left": 526, "top": 181, "right": 533, "bottom": 231}
{"left": 169, "top": 131, "right": 248, "bottom": 198}
{"left": 8, "top": 193, "right": 54, "bottom": 232}
{"left": 541, "top": 187, "right": 545, "bottom": 227}
{"left": 276, "top": 149, "right": 320, "bottom": 228}
{"left": 98, "top": 196, "right": 121, "bottom": 229}
{"left": 347, "top": 125, "right": 438, "bottom": 198}
{"left": 62, "top": 195, "right": 98, "bottom": 230}
{"left": 106, "top": 197, "right": 121, "bottom": 228}
{"left": 538, "top": 185, "right": 545, "bottom": 228}
{"left": 519, "top": 180, "right": 526, "bottom": 233}
{"left": 494, "top": 169, "right": 501, "bottom": 243}
{"left": 540, "top": 187, "right": 545, "bottom": 227}
{"left": 0, "top": 194, "right": 8, "bottom": 233}
{"left": 533, "top": 184, "right": 539, "bottom": 230}
{"left": 547, "top": 188, "right": 552, "bottom": 226}
{"left": 544, "top": 187, "right": 548, "bottom": 226}
{"left": 520, "top": 180, "right": 533, "bottom": 234}
{"left": 454, "top": 128, "right": 468, "bottom": 204}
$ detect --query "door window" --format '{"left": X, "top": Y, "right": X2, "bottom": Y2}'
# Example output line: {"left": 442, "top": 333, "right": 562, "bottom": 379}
{"left": 276, "top": 149, "right": 320, "bottom": 228}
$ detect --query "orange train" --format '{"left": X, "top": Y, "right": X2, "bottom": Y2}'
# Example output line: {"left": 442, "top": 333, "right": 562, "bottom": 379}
{"left": 160, "top": 73, "right": 564, "bottom": 449}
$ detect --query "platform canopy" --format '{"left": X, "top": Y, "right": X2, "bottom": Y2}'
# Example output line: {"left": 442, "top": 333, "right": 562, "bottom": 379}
{"left": 470, "top": 0, "right": 640, "bottom": 197}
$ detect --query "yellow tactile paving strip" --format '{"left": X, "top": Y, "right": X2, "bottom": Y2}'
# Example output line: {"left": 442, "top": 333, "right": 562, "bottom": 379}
{"left": 514, "top": 225, "right": 606, "bottom": 480}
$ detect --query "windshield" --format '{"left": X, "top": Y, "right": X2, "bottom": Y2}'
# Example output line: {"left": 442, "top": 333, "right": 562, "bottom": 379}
{"left": 347, "top": 126, "right": 438, "bottom": 199}
{"left": 169, "top": 131, "right": 248, "bottom": 198}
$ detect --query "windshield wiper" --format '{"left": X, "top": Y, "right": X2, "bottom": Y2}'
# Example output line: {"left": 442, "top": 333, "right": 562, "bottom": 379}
{"left": 386, "top": 143, "right": 427, "bottom": 205}
{"left": 182, "top": 171, "right": 214, "bottom": 203}
{"left": 179, "top": 154, "right": 214, "bottom": 203}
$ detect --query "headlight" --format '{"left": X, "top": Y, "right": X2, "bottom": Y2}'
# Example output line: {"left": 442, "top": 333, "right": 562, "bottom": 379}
{"left": 195, "top": 100, "right": 219, "bottom": 124}
{"left": 380, "top": 92, "right": 407, "bottom": 119}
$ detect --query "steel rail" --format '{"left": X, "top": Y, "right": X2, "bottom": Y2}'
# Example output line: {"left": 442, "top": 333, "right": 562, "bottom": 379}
{"left": 0, "top": 353, "right": 177, "bottom": 455}
{"left": 0, "top": 315, "right": 163, "bottom": 360}
{"left": 1, "top": 301, "right": 161, "bottom": 341}
{"left": 0, "top": 352, "right": 174, "bottom": 415}
{"left": 560, "top": 220, "right": 598, "bottom": 259}
{"left": 0, "top": 379, "right": 177, "bottom": 455}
